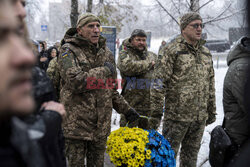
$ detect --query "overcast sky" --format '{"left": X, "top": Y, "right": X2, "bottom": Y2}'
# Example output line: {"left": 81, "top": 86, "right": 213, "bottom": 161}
{"left": 44, "top": 0, "right": 226, "bottom": 9}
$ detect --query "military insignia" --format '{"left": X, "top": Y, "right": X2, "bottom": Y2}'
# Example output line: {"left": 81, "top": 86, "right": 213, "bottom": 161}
{"left": 61, "top": 51, "right": 73, "bottom": 70}
{"left": 122, "top": 46, "right": 127, "bottom": 51}
{"left": 62, "top": 52, "right": 69, "bottom": 58}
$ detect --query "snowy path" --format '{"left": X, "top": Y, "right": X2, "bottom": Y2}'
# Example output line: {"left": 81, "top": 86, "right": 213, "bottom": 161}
{"left": 196, "top": 67, "right": 228, "bottom": 167}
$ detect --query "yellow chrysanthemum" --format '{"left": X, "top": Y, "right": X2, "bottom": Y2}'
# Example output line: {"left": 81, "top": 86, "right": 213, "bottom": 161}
{"left": 146, "top": 149, "right": 151, "bottom": 159}
{"left": 107, "top": 127, "right": 150, "bottom": 166}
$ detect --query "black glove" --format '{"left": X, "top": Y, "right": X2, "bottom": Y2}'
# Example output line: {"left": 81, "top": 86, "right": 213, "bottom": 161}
{"left": 125, "top": 108, "right": 140, "bottom": 123}
{"left": 104, "top": 62, "right": 115, "bottom": 75}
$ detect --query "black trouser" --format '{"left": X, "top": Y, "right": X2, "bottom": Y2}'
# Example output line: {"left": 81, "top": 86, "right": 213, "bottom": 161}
{"left": 224, "top": 143, "right": 240, "bottom": 167}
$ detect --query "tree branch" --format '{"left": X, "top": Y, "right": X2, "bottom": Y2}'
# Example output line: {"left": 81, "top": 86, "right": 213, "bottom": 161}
{"left": 155, "top": 0, "right": 179, "bottom": 25}
{"left": 170, "top": 0, "right": 181, "bottom": 14}
{"left": 204, "top": 8, "right": 245, "bottom": 24}
{"left": 204, "top": 3, "right": 232, "bottom": 24}
{"left": 195, "top": 0, "right": 213, "bottom": 12}
{"left": 185, "top": 0, "right": 191, "bottom": 8}
{"left": 87, "top": 0, "right": 93, "bottom": 12}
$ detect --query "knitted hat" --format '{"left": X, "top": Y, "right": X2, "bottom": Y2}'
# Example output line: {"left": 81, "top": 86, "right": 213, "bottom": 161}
{"left": 179, "top": 12, "right": 202, "bottom": 30}
{"left": 130, "top": 29, "right": 147, "bottom": 39}
{"left": 77, "top": 13, "right": 100, "bottom": 28}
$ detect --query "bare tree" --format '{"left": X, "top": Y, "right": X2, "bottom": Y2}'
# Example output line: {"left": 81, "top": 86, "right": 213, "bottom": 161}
{"left": 70, "top": 0, "right": 79, "bottom": 27}
{"left": 195, "top": 0, "right": 213, "bottom": 12}
{"left": 49, "top": 1, "right": 71, "bottom": 41}
{"left": 155, "top": 0, "right": 179, "bottom": 25}
{"left": 25, "top": 0, "right": 41, "bottom": 38}
{"left": 154, "top": 0, "right": 244, "bottom": 27}
{"left": 190, "top": 0, "right": 200, "bottom": 12}
{"left": 87, "top": 0, "right": 93, "bottom": 12}
{"left": 70, "top": 0, "right": 79, "bottom": 28}
{"left": 93, "top": 0, "right": 138, "bottom": 33}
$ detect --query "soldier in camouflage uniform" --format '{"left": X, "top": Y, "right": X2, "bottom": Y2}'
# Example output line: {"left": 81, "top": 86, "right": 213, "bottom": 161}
{"left": 118, "top": 29, "right": 157, "bottom": 129}
{"left": 150, "top": 12, "right": 216, "bottom": 167}
{"left": 57, "top": 13, "right": 139, "bottom": 167}
{"left": 47, "top": 57, "right": 60, "bottom": 99}
{"left": 158, "top": 40, "right": 167, "bottom": 57}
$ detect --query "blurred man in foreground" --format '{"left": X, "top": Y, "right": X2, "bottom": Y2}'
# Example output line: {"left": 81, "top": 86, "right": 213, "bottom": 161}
{"left": 4, "top": 0, "right": 67, "bottom": 166}
{"left": 0, "top": 1, "right": 46, "bottom": 166}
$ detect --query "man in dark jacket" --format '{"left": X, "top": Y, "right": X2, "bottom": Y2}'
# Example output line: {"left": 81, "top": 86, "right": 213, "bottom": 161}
{"left": 10, "top": 0, "right": 67, "bottom": 167}
{"left": 222, "top": 36, "right": 250, "bottom": 165}
{"left": 224, "top": 1, "right": 250, "bottom": 166}
{"left": 38, "top": 41, "right": 49, "bottom": 71}
{"left": 0, "top": 1, "right": 44, "bottom": 166}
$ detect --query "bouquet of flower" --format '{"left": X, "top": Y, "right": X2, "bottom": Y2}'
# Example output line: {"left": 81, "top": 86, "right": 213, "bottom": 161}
{"left": 144, "top": 130, "right": 175, "bottom": 167}
{"left": 107, "top": 127, "right": 151, "bottom": 167}
{"left": 107, "top": 127, "right": 176, "bottom": 167}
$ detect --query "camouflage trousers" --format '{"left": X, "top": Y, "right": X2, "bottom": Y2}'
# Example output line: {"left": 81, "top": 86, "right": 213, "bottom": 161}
{"left": 120, "top": 110, "right": 150, "bottom": 129}
{"left": 65, "top": 138, "right": 107, "bottom": 167}
{"left": 162, "top": 119, "right": 206, "bottom": 167}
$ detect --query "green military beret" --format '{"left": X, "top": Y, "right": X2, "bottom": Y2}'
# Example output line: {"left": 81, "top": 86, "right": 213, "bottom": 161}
{"left": 77, "top": 13, "right": 101, "bottom": 28}
{"left": 179, "top": 12, "right": 202, "bottom": 30}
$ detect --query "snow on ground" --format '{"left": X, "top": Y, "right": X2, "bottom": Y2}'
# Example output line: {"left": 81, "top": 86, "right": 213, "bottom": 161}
{"left": 110, "top": 38, "right": 229, "bottom": 167}
{"left": 196, "top": 67, "right": 227, "bottom": 167}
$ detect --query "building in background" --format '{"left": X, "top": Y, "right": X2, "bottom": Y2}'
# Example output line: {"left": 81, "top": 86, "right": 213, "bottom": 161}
{"left": 48, "top": 0, "right": 71, "bottom": 42}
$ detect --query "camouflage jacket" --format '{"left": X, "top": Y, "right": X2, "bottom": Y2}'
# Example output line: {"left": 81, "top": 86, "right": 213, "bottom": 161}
{"left": 47, "top": 57, "right": 60, "bottom": 99}
{"left": 151, "top": 35, "right": 216, "bottom": 122}
{"left": 117, "top": 38, "right": 157, "bottom": 111}
{"left": 58, "top": 28, "right": 131, "bottom": 141}
{"left": 158, "top": 44, "right": 167, "bottom": 57}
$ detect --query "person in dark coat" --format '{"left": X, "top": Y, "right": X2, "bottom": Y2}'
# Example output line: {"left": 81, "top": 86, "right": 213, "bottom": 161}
{"left": 226, "top": 0, "right": 250, "bottom": 166}
{"left": 29, "top": 66, "right": 66, "bottom": 167}
{"left": 9, "top": 0, "right": 67, "bottom": 167}
{"left": 47, "top": 46, "right": 59, "bottom": 62}
{"left": 38, "top": 41, "right": 49, "bottom": 71}
{"left": 222, "top": 36, "right": 250, "bottom": 166}
{"left": 0, "top": 1, "right": 45, "bottom": 166}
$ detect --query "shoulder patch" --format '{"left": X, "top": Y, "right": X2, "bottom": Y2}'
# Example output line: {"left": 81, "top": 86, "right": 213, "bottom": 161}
{"left": 122, "top": 45, "right": 127, "bottom": 51}
{"left": 62, "top": 52, "right": 69, "bottom": 58}
{"left": 60, "top": 51, "right": 73, "bottom": 70}
{"left": 119, "top": 51, "right": 128, "bottom": 61}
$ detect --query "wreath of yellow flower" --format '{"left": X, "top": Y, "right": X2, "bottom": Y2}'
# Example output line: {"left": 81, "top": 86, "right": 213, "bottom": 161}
{"left": 107, "top": 127, "right": 151, "bottom": 167}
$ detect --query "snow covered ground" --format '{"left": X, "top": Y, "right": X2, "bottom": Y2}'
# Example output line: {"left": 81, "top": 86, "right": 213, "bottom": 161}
{"left": 109, "top": 38, "right": 229, "bottom": 167}
{"left": 196, "top": 67, "right": 227, "bottom": 167}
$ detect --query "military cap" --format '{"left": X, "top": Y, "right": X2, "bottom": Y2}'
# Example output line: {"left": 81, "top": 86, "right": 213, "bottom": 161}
{"left": 77, "top": 13, "right": 100, "bottom": 28}
{"left": 130, "top": 29, "right": 147, "bottom": 39}
{"left": 179, "top": 12, "right": 202, "bottom": 30}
